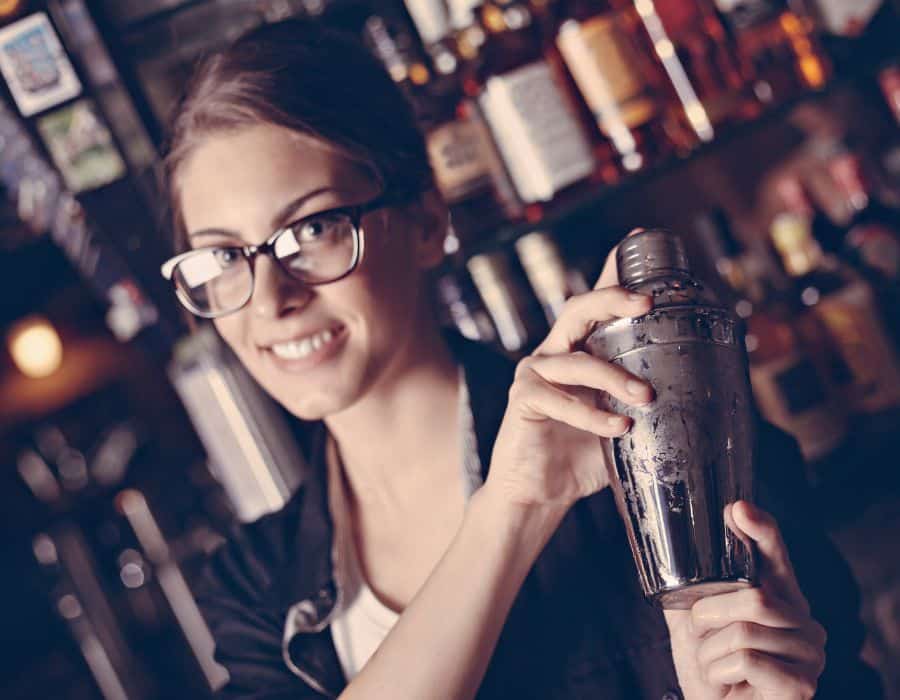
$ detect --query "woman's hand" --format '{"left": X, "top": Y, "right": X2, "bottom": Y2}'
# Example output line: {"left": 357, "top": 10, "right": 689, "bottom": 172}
{"left": 665, "top": 501, "right": 827, "bottom": 700}
{"left": 483, "top": 242, "right": 654, "bottom": 510}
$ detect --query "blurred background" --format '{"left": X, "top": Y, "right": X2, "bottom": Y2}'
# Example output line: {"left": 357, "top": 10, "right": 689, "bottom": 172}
{"left": 1, "top": 0, "right": 899, "bottom": 697}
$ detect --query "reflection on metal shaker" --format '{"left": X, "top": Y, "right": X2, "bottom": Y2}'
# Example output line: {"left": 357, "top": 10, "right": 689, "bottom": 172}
{"left": 586, "top": 229, "right": 757, "bottom": 609}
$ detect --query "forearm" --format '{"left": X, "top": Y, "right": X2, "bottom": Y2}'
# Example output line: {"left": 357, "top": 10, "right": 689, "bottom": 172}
{"left": 340, "top": 485, "right": 567, "bottom": 700}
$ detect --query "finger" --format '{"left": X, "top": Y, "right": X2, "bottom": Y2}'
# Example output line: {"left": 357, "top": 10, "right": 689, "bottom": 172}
{"left": 705, "top": 649, "right": 819, "bottom": 698}
{"left": 729, "top": 500, "right": 806, "bottom": 606}
{"left": 534, "top": 286, "right": 652, "bottom": 355}
{"left": 691, "top": 586, "right": 806, "bottom": 637}
{"left": 696, "top": 621, "right": 824, "bottom": 670}
{"left": 524, "top": 352, "right": 654, "bottom": 407}
{"left": 513, "top": 365, "right": 632, "bottom": 438}
{"left": 594, "top": 228, "right": 646, "bottom": 290}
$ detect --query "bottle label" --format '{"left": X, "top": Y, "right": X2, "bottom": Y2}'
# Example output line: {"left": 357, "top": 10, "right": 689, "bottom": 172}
{"left": 815, "top": 279, "right": 900, "bottom": 412}
{"left": 772, "top": 357, "right": 827, "bottom": 414}
{"left": 426, "top": 119, "right": 493, "bottom": 203}
{"left": 478, "top": 61, "right": 595, "bottom": 203}
{"left": 557, "top": 15, "right": 657, "bottom": 135}
{"left": 712, "top": 0, "right": 783, "bottom": 30}
{"left": 750, "top": 354, "right": 844, "bottom": 460}
{"left": 404, "top": 0, "right": 451, "bottom": 45}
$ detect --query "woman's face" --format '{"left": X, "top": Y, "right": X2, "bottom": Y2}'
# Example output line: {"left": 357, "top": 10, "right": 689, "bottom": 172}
{"left": 176, "top": 124, "right": 445, "bottom": 419}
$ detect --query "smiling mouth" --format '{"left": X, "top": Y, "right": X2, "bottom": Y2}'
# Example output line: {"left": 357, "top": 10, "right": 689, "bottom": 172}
{"left": 266, "top": 325, "right": 345, "bottom": 361}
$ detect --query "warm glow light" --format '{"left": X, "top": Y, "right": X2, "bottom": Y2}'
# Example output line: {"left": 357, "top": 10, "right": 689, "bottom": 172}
{"left": 7, "top": 316, "right": 64, "bottom": 378}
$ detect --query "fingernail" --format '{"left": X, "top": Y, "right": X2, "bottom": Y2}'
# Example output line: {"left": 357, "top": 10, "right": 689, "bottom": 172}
{"left": 626, "top": 379, "right": 647, "bottom": 396}
{"left": 608, "top": 416, "right": 630, "bottom": 433}
{"left": 628, "top": 293, "right": 649, "bottom": 302}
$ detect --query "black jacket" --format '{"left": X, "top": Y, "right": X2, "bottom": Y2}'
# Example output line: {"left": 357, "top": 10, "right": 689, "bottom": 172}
{"left": 197, "top": 334, "right": 882, "bottom": 699}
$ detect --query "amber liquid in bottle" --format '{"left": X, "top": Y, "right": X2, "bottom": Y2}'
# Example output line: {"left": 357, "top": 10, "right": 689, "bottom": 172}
{"left": 712, "top": 0, "right": 830, "bottom": 104}
{"left": 632, "top": 0, "right": 762, "bottom": 137}
{"left": 771, "top": 212, "right": 900, "bottom": 415}
{"left": 459, "top": 0, "right": 598, "bottom": 219}
{"left": 694, "top": 210, "right": 847, "bottom": 461}
{"left": 554, "top": 0, "right": 681, "bottom": 172}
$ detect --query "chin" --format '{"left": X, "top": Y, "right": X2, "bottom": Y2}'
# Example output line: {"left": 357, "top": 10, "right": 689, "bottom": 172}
{"left": 278, "top": 387, "right": 358, "bottom": 421}
{"left": 261, "top": 356, "right": 374, "bottom": 422}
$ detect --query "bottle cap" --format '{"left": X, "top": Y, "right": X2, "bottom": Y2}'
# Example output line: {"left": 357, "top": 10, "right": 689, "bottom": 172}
{"left": 617, "top": 229, "right": 690, "bottom": 287}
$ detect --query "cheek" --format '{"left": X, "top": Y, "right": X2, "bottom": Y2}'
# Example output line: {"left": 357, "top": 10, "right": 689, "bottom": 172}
{"left": 354, "top": 230, "right": 423, "bottom": 327}
{"left": 212, "top": 316, "right": 254, "bottom": 364}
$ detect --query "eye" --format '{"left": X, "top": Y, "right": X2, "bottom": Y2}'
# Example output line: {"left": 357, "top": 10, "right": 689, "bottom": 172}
{"left": 213, "top": 248, "right": 243, "bottom": 267}
{"left": 294, "top": 212, "right": 350, "bottom": 244}
{"left": 297, "top": 218, "right": 329, "bottom": 243}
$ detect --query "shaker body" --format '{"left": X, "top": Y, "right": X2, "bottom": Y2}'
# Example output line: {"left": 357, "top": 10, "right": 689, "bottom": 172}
{"left": 586, "top": 229, "right": 757, "bottom": 609}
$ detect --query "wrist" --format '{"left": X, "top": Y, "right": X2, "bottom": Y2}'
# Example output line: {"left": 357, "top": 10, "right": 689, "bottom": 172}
{"left": 468, "top": 482, "right": 570, "bottom": 560}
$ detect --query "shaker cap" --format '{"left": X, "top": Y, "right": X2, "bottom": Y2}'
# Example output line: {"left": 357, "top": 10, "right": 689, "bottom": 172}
{"left": 617, "top": 229, "right": 690, "bottom": 286}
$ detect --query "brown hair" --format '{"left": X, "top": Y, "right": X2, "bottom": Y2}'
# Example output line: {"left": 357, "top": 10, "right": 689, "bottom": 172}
{"left": 164, "top": 17, "right": 434, "bottom": 252}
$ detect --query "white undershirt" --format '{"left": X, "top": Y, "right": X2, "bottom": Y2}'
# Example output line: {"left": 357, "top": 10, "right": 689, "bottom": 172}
{"left": 328, "top": 372, "right": 482, "bottom": 681}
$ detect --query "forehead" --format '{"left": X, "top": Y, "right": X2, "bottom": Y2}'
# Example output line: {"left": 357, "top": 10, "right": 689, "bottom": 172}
{"left": 176, "top": 124, "right": 378, "bottom": 235}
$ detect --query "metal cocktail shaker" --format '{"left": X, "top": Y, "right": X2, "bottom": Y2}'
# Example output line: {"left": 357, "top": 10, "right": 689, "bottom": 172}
{"left": 586, "top": 229, "right": 757, "bottom": 609}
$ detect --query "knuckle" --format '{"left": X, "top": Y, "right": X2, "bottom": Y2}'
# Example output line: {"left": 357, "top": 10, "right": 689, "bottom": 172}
{"left": 736, "top": 648, "right": 759, "bottom": 670}
{"left": 796, "top": 677, "right": 818, "bottom": 699}
{"left": 560, "top": 294, "right": 584, "bottom": 318}
{"left": 750, "top": 586, "right": 773, "bottom": 612}
{"left": 731, "top": 621, "right": 755, "bottom": 651}
{"left": 569, "top": 350, "right": 592, "bottom": 365}
{"left": 514, "top": 356, "right": 535, "bottom": 378}
{"left": 812, "top": 621, "right": 828, "bottom": 647}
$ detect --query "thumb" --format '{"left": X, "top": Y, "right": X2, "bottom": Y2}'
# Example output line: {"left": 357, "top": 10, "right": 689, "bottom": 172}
{"left": 730, "top": 501, "right": 805, "bottom": 606}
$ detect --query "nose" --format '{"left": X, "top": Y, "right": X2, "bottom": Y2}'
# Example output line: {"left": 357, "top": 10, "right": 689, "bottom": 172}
{"left": 249, "top": 255, "right": 313, "bottom": 319}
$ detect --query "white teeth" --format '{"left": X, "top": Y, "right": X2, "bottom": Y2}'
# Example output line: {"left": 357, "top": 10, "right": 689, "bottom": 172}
{"left": 270, "top": 328, "right": 338, "bottom": 360}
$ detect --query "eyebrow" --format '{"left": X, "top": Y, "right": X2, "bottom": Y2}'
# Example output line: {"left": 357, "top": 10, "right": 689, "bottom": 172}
{"left": 188, "top": 187, "right": 343, "bottom": 242}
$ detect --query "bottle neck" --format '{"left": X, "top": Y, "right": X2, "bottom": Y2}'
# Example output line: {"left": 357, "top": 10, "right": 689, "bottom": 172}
{"left": 828, "top": 153, "right": 871, "bottom": 215}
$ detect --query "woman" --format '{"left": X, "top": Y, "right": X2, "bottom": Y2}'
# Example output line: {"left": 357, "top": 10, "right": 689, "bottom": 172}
{"left": 160, "top": 18, "right": 880, "bottom": 700}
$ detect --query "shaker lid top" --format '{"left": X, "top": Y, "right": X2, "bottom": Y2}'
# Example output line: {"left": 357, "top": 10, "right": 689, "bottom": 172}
{"left": 617, "top": 229, "right": 690, "bottom": 286}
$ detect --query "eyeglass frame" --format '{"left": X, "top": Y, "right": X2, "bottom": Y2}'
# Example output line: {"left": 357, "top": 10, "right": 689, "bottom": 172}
{"left": 160, "top": 192, "right": 400, "bottom": 319}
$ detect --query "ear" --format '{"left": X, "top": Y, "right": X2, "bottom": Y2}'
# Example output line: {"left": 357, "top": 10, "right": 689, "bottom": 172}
{"left": 409, "top": 188, "right": 449, "bottom": 270}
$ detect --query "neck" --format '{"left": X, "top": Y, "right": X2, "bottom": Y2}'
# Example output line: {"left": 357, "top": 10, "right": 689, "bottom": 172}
{"left": 324, "top": 320, "right": 461, "bottom": 506}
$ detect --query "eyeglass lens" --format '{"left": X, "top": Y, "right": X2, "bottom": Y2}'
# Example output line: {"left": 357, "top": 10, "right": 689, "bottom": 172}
{"left": 173, "top": 211, "right": 358, "bottom": 316}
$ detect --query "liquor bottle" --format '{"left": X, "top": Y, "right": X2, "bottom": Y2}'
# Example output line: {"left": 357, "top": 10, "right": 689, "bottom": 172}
{"left": 514, "top": 230, "right": 589, "bottom": 323}
{"left": 458, "top": 0, "right": 598, "bottom": 218}
{"left": 770, "top": 211, "right": 900, "bottom": 414}
{"left": 826, "top": 151, "right": 900, "bottom": 284}
{"left": 467, "top": 249, "right": 547, "bottom": 352}
{"left": 630, "top": 0, "right": 762, "bottom": 136}
{"left": 712, "top": 0, "right": 830, "bottom": 104}
{"left": 432, "top": 263, "right": 500, "bottom": 343}
{"left": 553, "top": 0, "right": 682, "bottom": 172}
{"left": 694, "top": 210, "right": 847, "bottom": 461}
{"left": 364, "top": 11, "right": 517, "bottom": 245}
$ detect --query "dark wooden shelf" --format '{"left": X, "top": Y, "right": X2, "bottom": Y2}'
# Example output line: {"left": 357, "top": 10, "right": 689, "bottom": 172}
{"left": 465, "top": 64, "right": 887, "bottom": 259}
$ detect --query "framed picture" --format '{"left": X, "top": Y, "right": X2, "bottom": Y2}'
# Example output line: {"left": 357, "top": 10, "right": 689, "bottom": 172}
{"left": 36, "top": 99, "right": 126, "bottom": 192}
{"left": 0, "top": 12, "right": 82, "bottom": 117}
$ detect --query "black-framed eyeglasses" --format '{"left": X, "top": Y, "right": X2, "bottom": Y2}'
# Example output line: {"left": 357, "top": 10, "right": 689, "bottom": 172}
{"left": 161, "top": 194, "right": 395, "bottom": 319}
